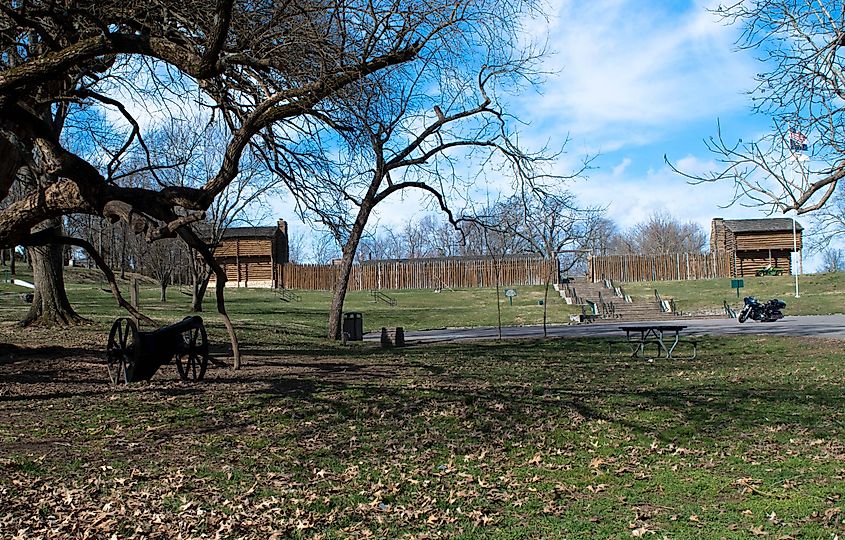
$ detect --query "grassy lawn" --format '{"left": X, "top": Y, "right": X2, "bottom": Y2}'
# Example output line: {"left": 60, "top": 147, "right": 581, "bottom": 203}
{"left": 1, "top": 267, "right": 582, "bottom": 348}
{"left": 2, "top": 335, "right": 845, "bottom": 538}
{"left": 3, "top": 268, "right": 845, "bottom": 347}
{"left": 2, "top": 267, "right": 845, "bottom": 537}
{"left": 621, "top": 272, "right": 845, "bottom": 317}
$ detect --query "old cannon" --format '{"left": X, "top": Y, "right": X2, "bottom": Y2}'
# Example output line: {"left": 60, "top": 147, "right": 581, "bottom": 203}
{"left": 106, "top": 316, "right": 209, "bottom": 384}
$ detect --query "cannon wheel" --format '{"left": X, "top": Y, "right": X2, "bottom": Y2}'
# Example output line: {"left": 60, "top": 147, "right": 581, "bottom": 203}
{"left": 107, "top": 318, "right": 139, "bottom": 384}
{"left": 176, "top": 320, "right": 208, "bottom": 382}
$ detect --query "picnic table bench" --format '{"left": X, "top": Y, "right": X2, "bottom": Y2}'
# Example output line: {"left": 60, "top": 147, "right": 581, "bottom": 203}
{"left": 616, "top": 324, "right": 697, "bottom": 360}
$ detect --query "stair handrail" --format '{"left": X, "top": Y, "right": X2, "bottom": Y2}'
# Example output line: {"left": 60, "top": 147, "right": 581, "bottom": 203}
{"left": 599, "top": 291, "right": 615, "bottom": 319}
{"left": 279, "top": 288, "right": 302, "bottom": 302}
{"left": 371, "top": 289, "right": 397, "bottom": 306}
{"left": 617, "top": 285, "right": 631, "bottom": 302}
{"left": 566, "top": 283, "right": 581, "bottom": 305}
{"left": 654, "top": 288, "right": 675, "bottom": 313}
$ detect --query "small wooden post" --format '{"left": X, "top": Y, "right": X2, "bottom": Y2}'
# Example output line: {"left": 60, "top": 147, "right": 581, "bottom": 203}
{"left": 130, "top": 277, "right": 140, "bottom": 327}
{"left": 380, "top": 327, "right": 391, "bottom": 348}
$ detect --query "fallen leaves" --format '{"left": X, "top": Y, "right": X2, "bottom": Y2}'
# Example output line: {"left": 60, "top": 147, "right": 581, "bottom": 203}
{"left": 3, "top": 336, "right": 845, "bottom": 538}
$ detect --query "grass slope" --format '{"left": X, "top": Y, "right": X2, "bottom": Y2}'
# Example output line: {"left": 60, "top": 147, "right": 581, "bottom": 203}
{"left": 623, "top": 272, "right": 845, "bottom": 317}
{"left": 1, "top": 267, "right": 581, "bottom": 347}
{"left": 3, "top": 267, "right": 845, "bottom": 353}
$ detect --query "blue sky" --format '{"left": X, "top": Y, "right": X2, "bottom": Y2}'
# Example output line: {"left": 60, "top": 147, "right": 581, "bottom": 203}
{"left": 269, "top": 0, "right": 816, "bottom": 268}
{"left": 529, "top": 0, "right": 769, "bottom": 227}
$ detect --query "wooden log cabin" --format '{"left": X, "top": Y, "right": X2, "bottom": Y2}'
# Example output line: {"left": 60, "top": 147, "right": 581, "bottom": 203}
{"left": 710, "top": 218, "right": 802, "bottom": 277}
{"left": 210, "top": 220, "right": 290, "bottom": 288}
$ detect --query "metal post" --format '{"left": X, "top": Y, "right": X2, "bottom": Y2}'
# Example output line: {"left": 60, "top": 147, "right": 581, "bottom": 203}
{"left": 793, "top": 211, "right": 799, "bottom": 298}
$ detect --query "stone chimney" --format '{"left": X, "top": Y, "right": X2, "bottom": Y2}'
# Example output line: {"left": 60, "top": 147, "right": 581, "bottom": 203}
{"left": 710, "top": 218, "right": 725, "bottom": 254}
{"left": 277, "top": 219, "right": 289, "bottom": 263}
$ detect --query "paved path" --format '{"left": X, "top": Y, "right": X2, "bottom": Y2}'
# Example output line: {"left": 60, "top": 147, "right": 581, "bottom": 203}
{"left": 364, "top": 315, "right": 845, "bottom": 344}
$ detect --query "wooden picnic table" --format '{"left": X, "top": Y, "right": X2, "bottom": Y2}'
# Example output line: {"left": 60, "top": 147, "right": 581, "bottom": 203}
{"left": 618, "top": 324, "right": 695, "bottom": 359}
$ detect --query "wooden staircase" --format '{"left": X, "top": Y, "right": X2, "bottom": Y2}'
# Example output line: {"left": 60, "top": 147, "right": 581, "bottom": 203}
{"left": 556, "top": 277, "right": 675, "bottom": 322}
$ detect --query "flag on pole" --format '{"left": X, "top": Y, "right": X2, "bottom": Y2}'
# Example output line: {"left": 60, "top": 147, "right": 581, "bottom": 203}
{"left": 789, "top": 129, "right": 808, "bottom": 152}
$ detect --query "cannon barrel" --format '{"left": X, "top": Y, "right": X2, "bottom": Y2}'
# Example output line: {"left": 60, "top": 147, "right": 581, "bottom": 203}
{"left": 106, "top": 316, "right": 209, "bottom": 384}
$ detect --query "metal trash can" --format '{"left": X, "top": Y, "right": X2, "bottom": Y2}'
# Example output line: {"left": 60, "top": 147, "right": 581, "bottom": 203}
{"left": 342, "top": 312, "right": 364, "bottom": 341}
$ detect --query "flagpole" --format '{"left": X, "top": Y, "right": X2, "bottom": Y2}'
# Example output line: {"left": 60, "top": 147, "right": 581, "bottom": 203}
{"left": 787, "top": 127, "right": 805, "bottom": 299}
{"left": 792, "top": 210, "right": 799, "bottom": 298}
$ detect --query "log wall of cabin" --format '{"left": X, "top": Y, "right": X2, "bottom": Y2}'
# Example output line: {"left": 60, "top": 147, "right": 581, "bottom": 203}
{"left": 210, "top": 237, "right": 279, "bottom": 287}
{"left": 734, "top": 249, "right": 793, "bottom": 277}
{"left": 710, "top": 219, "right": 728, "bottom": 253}
{"left": 734, "top": 231, "right": 801, "bottom": 251}
{"left": 724, "top": 230, "right": 802, "bottom": 278}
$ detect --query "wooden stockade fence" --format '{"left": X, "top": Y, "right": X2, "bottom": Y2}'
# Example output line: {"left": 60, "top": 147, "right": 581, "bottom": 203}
{"left": 279, "top": 257, "right": 556, "bottom": 291}
{"left": 588, "top": 252, "right": 732, "bottom": 283}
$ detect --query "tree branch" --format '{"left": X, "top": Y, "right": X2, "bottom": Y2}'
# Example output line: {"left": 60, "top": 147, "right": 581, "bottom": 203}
{"left": 22, "top": 229, "right": 155, "bottom": 325}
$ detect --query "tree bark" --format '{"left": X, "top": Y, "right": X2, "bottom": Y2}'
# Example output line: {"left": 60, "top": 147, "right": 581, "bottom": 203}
{"left": 542, "top": 266, "right": 551, "bottom": 338}
{"left": 191, "top": 269, "right": 211, "bottom": 312}
{"left": 176, "top": 227, "right": 241, "bottom": 369}
{"left": 20, "top": 218, "right": 85, "bottom": 327}
{"left": 328, "top": 204, "right": 373, "bottom": 340}
{"left": 119, "top": 224, "right": 127, "bottom": 280}
{"left": 159, "top": 280, "right": 168, "bottom": 302}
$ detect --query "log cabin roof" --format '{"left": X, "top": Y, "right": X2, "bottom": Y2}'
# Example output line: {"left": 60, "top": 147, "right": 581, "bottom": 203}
{"left": 220, "top": 226, "right": 279, "bottom": 239}
{"left": 722, "top": 218, "right": 802, "bottom": 233}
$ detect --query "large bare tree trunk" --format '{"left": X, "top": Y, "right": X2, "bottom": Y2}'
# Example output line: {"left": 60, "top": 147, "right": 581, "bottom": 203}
{"left": 328, "top": 249, "right": 356, "bottom": 340}
{"left": 328, "top": 204, "right": 372, "bottom": 340}
{"left": 21, "top": 219, "right": 84, "bottom": 327}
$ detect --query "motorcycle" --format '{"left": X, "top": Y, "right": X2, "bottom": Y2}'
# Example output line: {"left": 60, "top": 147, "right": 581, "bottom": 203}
{"left": 737, "top": 296, "right": 786, "bottom": 323}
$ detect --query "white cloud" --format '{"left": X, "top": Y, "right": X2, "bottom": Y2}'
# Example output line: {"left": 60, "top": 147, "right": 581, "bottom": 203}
{"left": 569, "top": 159, "right": 763, "bottom": 232}
{"left": 612, "top": 157, "right": 632, "bottom": 176}
{"left": 527, "top": 0, "right": 755, "bottom": 147}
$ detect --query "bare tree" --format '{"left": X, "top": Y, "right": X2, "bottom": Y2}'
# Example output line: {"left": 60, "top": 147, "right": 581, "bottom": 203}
{"left": 0, "top": 1, "right": 544, "bottom": 363}
{"left": 822, "top": 248, "right": 844, "bottom": 273}
{"left": 149, "top": 119, "right": 276, "bottom": 311}
{"left": 310, "top": 232, "right": 341, "bottom": 265}
{"left": 484, "top": 191, "right": 599, "bottom": 336}
{"left": 288, "top": 20, "right": 559, "bottom": 339}
{"left": 145, "top": 237, "right": 185, "bottom": 302}
{"left": 584, "top": 217, "right": 622, "bottom": 256}
{"left": 619, "top": 211, "right": 706, "bottom": 255}
{"left": 670, "top": 2, "right": 845, "bottom": 217}
{"left": 287, "top": 229, "right": 307, "bottom": 264}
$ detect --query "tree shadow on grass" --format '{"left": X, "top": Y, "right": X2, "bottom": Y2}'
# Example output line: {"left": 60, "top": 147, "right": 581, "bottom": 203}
{"left": 220, "top": 336, "right": 845, "bottom": 447}
{"left": 3, "top": 337, "right": 844, "bottom": 447}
